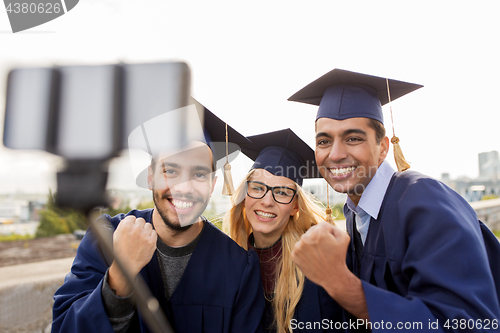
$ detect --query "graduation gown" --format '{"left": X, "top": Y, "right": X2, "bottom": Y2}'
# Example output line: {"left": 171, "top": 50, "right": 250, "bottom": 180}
{"left": 345, "top": 171, "right": 500, "bottom": 332}
{"left": 52, "top": 209, "right": 265, "bottom": 333}
{"left": 249, "top": 236, "right": 343, "bottom": 333}
{"left": 292, "top": 279, "right": 344, "bottom": 332}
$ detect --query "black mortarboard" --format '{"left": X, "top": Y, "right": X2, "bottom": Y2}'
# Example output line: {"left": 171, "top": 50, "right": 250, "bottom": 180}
{"left": 189, "top": 97, "right": 250, "bottom": 164}
{"left": 287, "top": 68, "right": 423, "bottom": 124}
{"left": 131, "top": 98, "right": 250, "bottom": 188}
{"left": 241, "top": 128, "right": 320, "bottom": 186}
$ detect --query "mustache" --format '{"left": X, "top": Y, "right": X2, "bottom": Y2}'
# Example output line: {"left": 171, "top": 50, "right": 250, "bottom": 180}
{"left": 160, "top": 192, "right": 199, "bottom": 202}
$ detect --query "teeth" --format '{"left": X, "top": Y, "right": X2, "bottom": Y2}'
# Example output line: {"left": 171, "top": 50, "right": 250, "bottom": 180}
{"left": 255, "top": 211, "right": 277, "bottom": 219}
{"left": 171, "top": 200, "right": 194, "bottom": 209}
{"left": 329, "top": 166, "right": 355, "bottom": 176}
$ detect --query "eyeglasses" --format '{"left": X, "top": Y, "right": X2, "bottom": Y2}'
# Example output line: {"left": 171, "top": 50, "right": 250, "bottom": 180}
{"left": 246, "top": 181, "right": 297, "bottom": 204}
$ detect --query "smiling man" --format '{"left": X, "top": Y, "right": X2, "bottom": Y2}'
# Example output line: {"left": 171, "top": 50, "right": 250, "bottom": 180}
{"left": 289, "top": 69, "right": 500, "bottom": 332}
{"left": 149, "top": 143, "right": 215, "bottom": 231}
{"left": 52, "top": 101, "right": 265, "bottom": 333}
{"left": 315, "top": 116, "right": 388, "bottom": 204}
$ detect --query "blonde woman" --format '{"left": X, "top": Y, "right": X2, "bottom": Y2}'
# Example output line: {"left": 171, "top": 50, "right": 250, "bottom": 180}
{"left": 224, "top": 129, "right": 343, "bottom": 333}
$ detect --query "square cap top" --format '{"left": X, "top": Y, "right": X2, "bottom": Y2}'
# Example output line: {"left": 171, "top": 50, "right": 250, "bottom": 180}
{"left": 132, "top": 98, "right": 250, "bottom": 188}
{"left": 241, "top": 128, "right": 320, "bottom": 186}
{"left": 190, "top": 97, "right": 250, "bottom": 161}
{"left": 288, "top": 68, "right": 423, "bottom": 124}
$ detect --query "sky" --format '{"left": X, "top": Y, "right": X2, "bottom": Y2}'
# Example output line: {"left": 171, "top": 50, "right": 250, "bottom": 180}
{"left": 0, "top": 1, "right": 499, "bottom": 195}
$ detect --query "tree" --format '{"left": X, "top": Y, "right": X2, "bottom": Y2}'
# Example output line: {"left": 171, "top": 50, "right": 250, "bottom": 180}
{"left": 35, "top": 190, "right": 87, "bottom": 238}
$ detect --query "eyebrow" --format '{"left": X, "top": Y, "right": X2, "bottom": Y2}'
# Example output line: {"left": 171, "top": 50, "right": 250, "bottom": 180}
{"left": 343, "top": 128, "right": 368, "bottom": 137}
{"left": 161, "top": 161, "right": 212, "bottom": 173}
{"left": 316, "top": 132, "right": 332, "bottom": 140}
{"left": 193, "top": 166, "right": 212, "bottom": 174}
{"left": 161, "top": 161, "right": 180, "bottom": 169}
{"left": 316, "top": 128, "right": 367, "bottom": 140}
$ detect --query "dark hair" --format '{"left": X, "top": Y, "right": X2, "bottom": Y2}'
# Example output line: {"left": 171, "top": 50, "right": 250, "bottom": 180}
{"left": 368, "top": 118, "right": 386, "bottom": 144}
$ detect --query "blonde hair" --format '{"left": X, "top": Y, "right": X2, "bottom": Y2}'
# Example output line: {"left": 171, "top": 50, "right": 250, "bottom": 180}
{"left": 223, "top": 170, "right": 333, "bottom": 333}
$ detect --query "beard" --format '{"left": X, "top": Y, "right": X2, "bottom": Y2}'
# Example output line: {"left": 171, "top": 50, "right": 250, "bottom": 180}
{"left": 152, "top": 190, "right": 201, "bottom": 232}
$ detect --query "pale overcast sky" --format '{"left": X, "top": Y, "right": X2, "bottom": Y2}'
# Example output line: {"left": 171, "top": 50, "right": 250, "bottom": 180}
{"left": 1, "top": 1, "right": 499, "bottom": 194}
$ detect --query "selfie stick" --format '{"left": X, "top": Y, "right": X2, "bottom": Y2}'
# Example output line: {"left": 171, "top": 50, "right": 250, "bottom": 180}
{"left": 56, "top": 161, "right": 174, "bottom": 333}
{"left": 3, "top": 62, "right": 192, "bottom": 333}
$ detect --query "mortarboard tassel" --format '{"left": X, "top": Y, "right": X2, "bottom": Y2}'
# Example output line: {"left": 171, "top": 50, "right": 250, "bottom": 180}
{"left": 391, "top": 136, "right": 410, "bottom": 172}
{"left": 222, "top": 123, "right": 235, "bottom": 196}
{"left": 325, "top": 182, "right": 334, "bottom": 223}
{"left": 386, "top": 78, "right": 410, "bottom": 172}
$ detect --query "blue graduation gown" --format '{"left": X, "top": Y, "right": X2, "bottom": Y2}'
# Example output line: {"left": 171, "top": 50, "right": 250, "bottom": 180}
{"left": 345, "top": 171, "right": 500, "bottom": 332}
{"left": 260, "top": 278, "right": 343, "bottom": 333}
{"left": 250, "top": 235, "right": 343, "bottom": 333}
{"left": 52, "top": 209, "right": 265, "bottom": 333}
{"left": 292, "top": 279, "right": 344, "bottom": 332}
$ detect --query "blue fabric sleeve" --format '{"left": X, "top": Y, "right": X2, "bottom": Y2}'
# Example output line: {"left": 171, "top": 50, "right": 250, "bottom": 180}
{"left": 363, "top": 178, "right": 500, "bottom": 332}
{"left": 230, "top": 249, "right": 265, "bottom": 333}
{"left": 51, "top": 225, "right": 115, "bottom": 333}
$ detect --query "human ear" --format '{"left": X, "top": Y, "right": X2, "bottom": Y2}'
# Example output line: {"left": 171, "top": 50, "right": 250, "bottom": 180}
{"left": 210, "top": 176, "right": 218, "bottom": 195}
{"left": 379, "top": 136, "right": 390, "bottom": 161}
{"left": 290, "top": 199, "right": 299, "bottom": 216}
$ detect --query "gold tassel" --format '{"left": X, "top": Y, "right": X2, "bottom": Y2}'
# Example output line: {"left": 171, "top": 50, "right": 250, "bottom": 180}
{"left": 325, "top": 206, "right": 333, "bottom": 223}
{"left": 325, "top": 182, "right": 334, "bottom": 223}
{"left": 222, "top": 162, "right": 235, "bottom": 196}
{"left": 391, "top": 136, "right": 410, "bottom": 172}
{"left": 386, "top": 78, "right": 410, "bottom": 172}
{"left": 222, "top": 123, "right": 235, "bottom": 196}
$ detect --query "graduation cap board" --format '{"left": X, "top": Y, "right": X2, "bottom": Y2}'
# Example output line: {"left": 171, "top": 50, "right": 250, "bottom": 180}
{"left": 288, "top": 68, "right": 423, "bottom": 172}
{"left": 240, "top": 128, "right": 320, "bottom": 187}
{"left": 130, "top": 98, "right": 250, "bottom": 190}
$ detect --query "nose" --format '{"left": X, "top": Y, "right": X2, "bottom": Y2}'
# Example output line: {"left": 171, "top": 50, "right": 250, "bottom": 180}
{"left": 260, "top": 189, "right": 275, "bottom": 206}
{"left": 327, "top": 140, "right": 348, "bottom": 162}
{"left": 167, "top": 175, "right": 195, "bottom": 195}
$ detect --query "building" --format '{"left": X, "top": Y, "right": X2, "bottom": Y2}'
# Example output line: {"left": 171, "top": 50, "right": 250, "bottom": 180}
{"left": 442, "top": 151, "right": 500, "bottom": 202}
{"left": 0, "top": 200, "right": 30, "bottom": 223}
{"left": 479, "top": 151, "right": 499, "bottom": 180}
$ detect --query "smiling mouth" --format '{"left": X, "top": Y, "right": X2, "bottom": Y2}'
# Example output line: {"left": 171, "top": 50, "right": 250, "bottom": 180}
{"left": 329, "top": 166, "right": 356, "bottom": 176}
{"left": 170, "top": 199, "right": 194, "bottom": 210}
{"left": 255, "top": 210, "right": 277, "bottom": 219}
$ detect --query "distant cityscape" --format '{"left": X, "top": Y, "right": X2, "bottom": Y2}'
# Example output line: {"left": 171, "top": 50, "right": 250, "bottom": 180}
{"left": 441, "top": 150, "right": 500, "bottom": 202}
{"left": 1, "top": 150, "right": 499, "bottom": 236}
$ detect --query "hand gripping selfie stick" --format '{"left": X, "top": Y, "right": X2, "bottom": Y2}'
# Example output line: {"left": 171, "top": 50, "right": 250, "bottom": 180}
{"left": 3, "top": 61, "right": 193, "bottom": 333}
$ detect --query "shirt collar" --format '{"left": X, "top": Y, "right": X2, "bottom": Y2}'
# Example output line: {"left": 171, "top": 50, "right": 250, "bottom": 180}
{"left": 345, "top": 160, "right": 396, "bottom": 220}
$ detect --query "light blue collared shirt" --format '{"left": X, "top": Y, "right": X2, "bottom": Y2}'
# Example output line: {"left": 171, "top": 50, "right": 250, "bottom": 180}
{"left": 344, "top": 160, "right": 396, "bottom": 244}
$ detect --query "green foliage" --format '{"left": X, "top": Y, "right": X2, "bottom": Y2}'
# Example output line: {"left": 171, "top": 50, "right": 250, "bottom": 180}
{"left": 202, "top": 201, "right": 218, "bottom": 220}
{"left": 35, "top": 190, "right": 87, "bottom": 238}
{"left": 36, "top": 209, "right": 69, "bottom": 237}
{"left": 494, "top": 230, "right": 500, "bottom": 238}
{"left": 100, "top": 204, "right": 133, "bottom": 218}
{"left": 204, "top": 200, "right": 223, "bottom": 230}
{"left": 331, "top": 203, "right": 345, "bottom": 220}
{"left": 208, "top": 215, "right": 224, "bottom": 231}
{"left": 137, "top": 200, "right": 154, "bottom": 210}
{"left": 35, "top": 192, "right": 154, "bottom": 237}
{"left": 0, "top": 234, "right": 34, "bottom": 242}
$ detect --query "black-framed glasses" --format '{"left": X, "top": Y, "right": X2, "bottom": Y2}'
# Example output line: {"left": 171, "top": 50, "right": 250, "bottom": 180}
{"left": 246, "top": 181, "right": 297, "bottom": 204}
